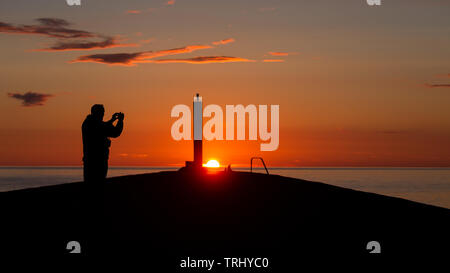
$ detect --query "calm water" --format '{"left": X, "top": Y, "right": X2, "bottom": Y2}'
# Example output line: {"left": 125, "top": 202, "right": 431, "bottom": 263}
{"left": 0, "top": 167, "right": 449, "bottom": 209}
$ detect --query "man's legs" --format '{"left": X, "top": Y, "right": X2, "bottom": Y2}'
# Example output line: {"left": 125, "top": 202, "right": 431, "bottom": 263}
{"left": 83, "top": 159, "right": 108, "bottom": 253}
{"left": 83, "top": 159, "right": 107, "bottom": 183}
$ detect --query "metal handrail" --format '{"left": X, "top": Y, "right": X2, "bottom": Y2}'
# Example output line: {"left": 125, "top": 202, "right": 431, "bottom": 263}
{"left": 250, "top": 157, "right": 269, "bottom": 175}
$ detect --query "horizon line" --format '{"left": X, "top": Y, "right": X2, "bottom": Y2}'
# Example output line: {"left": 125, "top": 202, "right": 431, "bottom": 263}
{"left": 1, "top": 165, "right": 449, "bottom": 169}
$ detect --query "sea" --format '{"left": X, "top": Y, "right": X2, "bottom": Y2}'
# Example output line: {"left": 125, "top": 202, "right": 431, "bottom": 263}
{"left": 0, "top": 167, "right": 449, "bottom": 209}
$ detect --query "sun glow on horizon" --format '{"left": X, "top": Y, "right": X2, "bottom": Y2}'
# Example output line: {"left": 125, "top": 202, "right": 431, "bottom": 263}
{"left": 204, "top": 159, "right": 220, "bottom": 168}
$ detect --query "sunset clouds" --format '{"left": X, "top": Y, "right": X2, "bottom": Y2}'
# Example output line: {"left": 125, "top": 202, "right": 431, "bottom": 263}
{"left": 35, "top": 37, "right": 137, "bottom": 51}
{"left": 0, "top": 18, "right": 136, "bottom": 52}
{"left": 146, "top": 45, "right": 213, "bottom": 58}
{"left": 71, "top": 52, "right": 146, "bottom": 65}
{"left": 69, "top": 40, "right": 254, "bottom": 66}
{"left": 0, "top": 18, "right": 93, "bottom": 39}
{"left": 152, "top": 56, "right": 254, "bottom": 64}
{"left": 262, "top": 51, "right": 298, "bottom": 63}
{"left": 263, "top": 59, "right": 284, "bottom": 62}
{"left": 212, "top": 38, "right": 235, "bottom": 45}
{"left": 1, "top": 18, "right": 277, "bottom": 66}
{"left": 70, "top": 45, "right": 214, "bottom": 65}
{"left": 7, "top": 92, "right": 54, "bottom": 107}
{"left": 268, "top": 51, "right": 298, "bottom": 56}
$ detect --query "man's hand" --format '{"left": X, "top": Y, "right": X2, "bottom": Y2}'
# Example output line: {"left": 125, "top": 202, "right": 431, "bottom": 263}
{"left": 111, "top": 112, "right": 124, "bottom": 122}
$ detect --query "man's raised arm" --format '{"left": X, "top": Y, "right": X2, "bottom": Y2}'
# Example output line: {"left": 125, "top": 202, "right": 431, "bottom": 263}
{"left": 106, "top": 113, "right": 124, "bottom": 138}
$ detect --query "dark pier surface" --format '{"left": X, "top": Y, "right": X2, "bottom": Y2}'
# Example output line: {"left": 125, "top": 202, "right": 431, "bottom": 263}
{"left": 1, "top": 170, "right": 449, "bottom": 268}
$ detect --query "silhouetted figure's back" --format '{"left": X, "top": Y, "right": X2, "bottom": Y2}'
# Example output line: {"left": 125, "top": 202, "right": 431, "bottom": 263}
{"left": 82, "top": 104, "right": 124, "bottom": 183}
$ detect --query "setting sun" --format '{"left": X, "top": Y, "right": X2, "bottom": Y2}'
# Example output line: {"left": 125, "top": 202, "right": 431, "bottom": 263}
{"left": 204, "top": 159, "right": 220, "bottom": 168}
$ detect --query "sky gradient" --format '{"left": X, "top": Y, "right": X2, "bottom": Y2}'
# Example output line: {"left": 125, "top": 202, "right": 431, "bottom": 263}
{"left": 1, "top": 0, "right": 450, "bottom": 167}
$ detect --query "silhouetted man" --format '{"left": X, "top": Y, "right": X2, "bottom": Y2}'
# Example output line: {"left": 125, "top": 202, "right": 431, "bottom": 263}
{"left": 82, "top": 104, "right": 124, "bottom": 184}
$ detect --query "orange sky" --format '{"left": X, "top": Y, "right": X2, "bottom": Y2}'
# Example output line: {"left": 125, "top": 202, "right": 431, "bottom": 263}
{"left": 0, "top": 0, "right": 449, "bottom": 167}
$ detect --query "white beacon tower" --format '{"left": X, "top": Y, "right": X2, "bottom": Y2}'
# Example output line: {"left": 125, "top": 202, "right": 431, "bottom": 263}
{"left": 193, "top": 93, "right": 203, "bottom": 167}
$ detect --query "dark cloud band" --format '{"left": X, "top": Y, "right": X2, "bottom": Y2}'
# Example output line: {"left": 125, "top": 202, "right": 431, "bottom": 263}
{"left": 7, "top": 92, "right": 54, "bottom": 107}
{"left": 0, "top": 18, "right": 94, "bottom": 38}
{"left": 36, "top": 37, "right": 136, "bottom": 51}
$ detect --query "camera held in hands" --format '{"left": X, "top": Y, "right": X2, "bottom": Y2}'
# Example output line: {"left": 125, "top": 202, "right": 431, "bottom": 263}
{"left": 113, "top": 112, "right": 125, "bottom": 121}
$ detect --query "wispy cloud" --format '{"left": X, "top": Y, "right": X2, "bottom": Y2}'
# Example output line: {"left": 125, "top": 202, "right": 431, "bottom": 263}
{"left": 424, "top": 83, "right": 450, "bottom": 88}
{"left": 7, "top": 91, "right": 54, "bottom": 107}
{"left": 268, "top": 51, "right": 298, "bottom": 56}
{"left": 71, "top": 52, "right": 146, "bottom": 65}
{"left": 70, "top": 44, "right": 213, "bottom": 65}
{"left": 147, "top": 45, "right": 213, "bottom": 58}
{"left": 34, "top": 37, "right": 138, "bottom": 51}
{"left": 263, "top": 59, "right": 285, "bottom": 62}
{"left": 0, "top": 18, "right": 137, "bottom": 51}
{"left": 70, "top": 38, "right": 256, "bottom": 66}
{"left": 153, "top": 56, "right": 254, "bottom": 64}
{"left": 212, "top": 38, "right": 235, "bottom": 46}
{"left": 0, "top": 18, "right": 94, "bottom": 38}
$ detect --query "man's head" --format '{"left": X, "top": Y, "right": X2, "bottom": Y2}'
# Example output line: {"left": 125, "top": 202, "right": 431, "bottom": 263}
{"left": 91, "top": 104, "right": 105, "bottom": 121}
